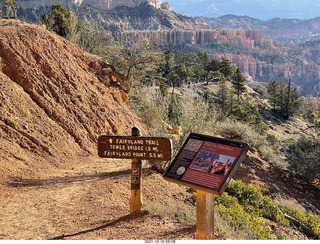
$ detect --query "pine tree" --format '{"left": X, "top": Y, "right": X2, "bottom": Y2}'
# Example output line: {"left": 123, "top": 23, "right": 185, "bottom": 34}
{"left": 286, "top": 86, "right": 303, "bottom": 118}
{"left": 288, "top": 136, "right": 320, "bottom": 183}
{"left": 41, "top": 4, "right": 82, "bottom": 40}
{"left": 216, "top": 76, "right": 229, "bottom": 113}
{"left": 267, "top": 79, "right": 303, "bottom": 119}
{"left": 1, "top": 0, "right": 17, "bottom": 19}
{"left": 175, "top": 51, "right": 194, "bottom": 84}
{"left": 232, "top": 68, "right": 247, "bottom": 98}
{"left": 277, "top": 80, "right": 287, "bottom": 115}
{"left": 196, "top": 51, "right": 211, "bottom": 82}
{"left": 266, "top": 80, "right": 278, "bottom": 110}
{"left": 219, "top": 58, "right": 235, "bottom": 80}
{"left": 161, "top": 41, "right": 175, "bottom": 78}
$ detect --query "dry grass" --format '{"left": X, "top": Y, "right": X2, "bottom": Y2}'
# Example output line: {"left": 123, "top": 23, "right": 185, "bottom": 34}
{"left": 273, "top": 195, "right": 307, "bottom": 214}
{"left": 144, "top": 199, "right": 196, "bottom": 225}
{"left": 216, "top": 120, "right": 286, "bottom": 169}
{"left": 214, "top": 210, "right": 255, "bottom": 240}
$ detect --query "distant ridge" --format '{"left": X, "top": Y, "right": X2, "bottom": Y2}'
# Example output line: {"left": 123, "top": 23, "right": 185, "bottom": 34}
{"left": 195, "top": 15, "right": 320, "bottom": 45}
{"left": 15, "top": 0, "right": 164, "bottom": 10}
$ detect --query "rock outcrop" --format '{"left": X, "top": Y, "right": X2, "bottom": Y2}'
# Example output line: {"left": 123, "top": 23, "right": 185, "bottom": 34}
{"left": 196, "top": 15, "right": 320, "bottom": 45}
{"left": 0, "top": 20, "right": 145, "bottom": 183}
{"left": 116, "top": 29, "right": 275, "bottom": 49}
{"left": 15, "top": 0, "right": 163, "bottom": 10}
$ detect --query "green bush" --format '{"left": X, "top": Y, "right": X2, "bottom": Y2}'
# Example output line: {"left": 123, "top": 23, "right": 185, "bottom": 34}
{"left": 167, "top": 94, "right": 182, "bottom": 126}
{"left": 266, "top": 133, "right": 280, "bottom": 153}
{"left": 282, "top": 208, "right": 320, "bottom": 238}
{"left": 41, "top": 4, "right": 82, "bottom": 44}
{"left": 287, "top": 136, "right": 320, "bottom": 183}
{"left": 159, "top": 82, "right": 170, "bottom": 97}
{"left": 225, "top": 180, "right": 289, "bottom": 225}
{"left": 215, "top": 192, "right": 274, "bottom": 240}
{"left": 214, "top": 180, "right": 298, "bottom": 239}
{"left": 252, "top": 86, "right": 266, "bottom": 97}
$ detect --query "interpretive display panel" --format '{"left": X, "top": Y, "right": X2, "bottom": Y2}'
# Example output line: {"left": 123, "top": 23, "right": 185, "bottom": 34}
{"left": 163, "top": 133, "right": 250, "bottom": 195}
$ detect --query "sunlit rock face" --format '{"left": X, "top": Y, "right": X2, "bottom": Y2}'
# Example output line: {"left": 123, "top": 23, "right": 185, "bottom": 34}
{"left": 16, "top": 0, "right": 162, "bottom": 10}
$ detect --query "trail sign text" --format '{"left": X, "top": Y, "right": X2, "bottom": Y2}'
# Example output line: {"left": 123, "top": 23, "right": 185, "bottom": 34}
{"left": 98, "top": 135, "right": 172, "bottom": 161}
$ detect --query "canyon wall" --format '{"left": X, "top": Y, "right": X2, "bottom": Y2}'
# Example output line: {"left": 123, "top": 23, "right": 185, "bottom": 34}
{"left": 116, "top": 29, "right": 320, "bottom": 95}
{"left": 115, "top": 29, "right": 276, "bottom": 50}
{"left": 15, "top": 0, "right": 163, "bottom": 10}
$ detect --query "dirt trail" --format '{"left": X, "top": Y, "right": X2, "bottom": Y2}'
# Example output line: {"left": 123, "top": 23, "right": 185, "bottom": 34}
{"left": 0, "top": 157, "right": 196, "bottom": 240}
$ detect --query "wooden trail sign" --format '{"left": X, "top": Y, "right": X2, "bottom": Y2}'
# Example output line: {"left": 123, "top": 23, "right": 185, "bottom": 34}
{"left": 163, "top": 132, "right": 250, "bottom": 239}
{"left": 98, "top": 127, "right": 172, "bottom": 214}
{"left": 98, "top": 135, "right": 172, "bottom": 161}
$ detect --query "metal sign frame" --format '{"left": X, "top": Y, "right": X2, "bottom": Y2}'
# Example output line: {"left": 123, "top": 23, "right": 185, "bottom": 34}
{"left": 163, "top": 133, "right": 250, "bottom": 195}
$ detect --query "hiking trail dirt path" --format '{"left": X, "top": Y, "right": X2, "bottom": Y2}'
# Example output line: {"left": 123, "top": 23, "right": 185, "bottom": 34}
{"left": 0, "top": 156, "right": 196, "bottom": 240}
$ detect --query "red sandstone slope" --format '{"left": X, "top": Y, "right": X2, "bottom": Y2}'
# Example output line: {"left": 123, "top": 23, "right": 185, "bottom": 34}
{"left": 0, "top": 19, "right": 144, "bottom": 184}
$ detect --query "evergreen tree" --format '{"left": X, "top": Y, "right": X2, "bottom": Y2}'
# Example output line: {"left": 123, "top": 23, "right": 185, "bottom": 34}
{"left": 167, "top": 94, "right": 182, "bottom": 126}
{"left": 219, "top": 58, "right": 235, "bottom": 80}
{"left": 286, "top": 86, "right": 303, "bottom": 118}
{"left": 172, "top": 63, "right": 187, "bottom": 88}
{"left": 158, "top": 42, "right": 178, "bottom": 91}
{"left": 41, "top": 4, "right": 82, "bottom": 41}
{"left": 208, "top": 59, "right": 221, "bottom": 73}
{"left": 1, "top": 0, "right": 17, "bottom": 19}
{"left": 277, "top": 80, "right": 287, "bottom": 115}
{"left": 196, "top": 51, "right": 211, "bottom": 82}
{"left": 161, "top": 41, "right": 175, "bottom": 78}
{"left": 266, "top": 80, "right": 278, "bottom": 110}
{"left": 232, "top": 68, "right": 247, "bottom": 98}
{"left": 216, "top": 76, "right": 229, "bottom": 113}
{"left": 267, "top": 79, "right": 303, "bottom": 119}
{"left": 175, "top": 51, "right": 195, "bottom": 84}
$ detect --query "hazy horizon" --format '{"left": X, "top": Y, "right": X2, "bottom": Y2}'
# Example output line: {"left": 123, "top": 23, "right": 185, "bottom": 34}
{"left": 167, "top": 0, "right": 320, "bottom": 20}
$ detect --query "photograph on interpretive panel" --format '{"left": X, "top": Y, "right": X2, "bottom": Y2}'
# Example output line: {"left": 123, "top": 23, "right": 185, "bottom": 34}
{"left": 207, "top": 154, "right": 235, "bottom": 176}
{"left": 190, "top": 150, "right": 217, "bottom": 172}
{"left": 184, "top": 139, "right": 203, "bottom": 152}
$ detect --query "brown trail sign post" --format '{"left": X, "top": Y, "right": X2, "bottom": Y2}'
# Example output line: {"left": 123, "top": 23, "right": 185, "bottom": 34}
{"left": 164, "top": 133, "right": 249, "bottom": 240}
{"left": 98, "top": 127, "right": 172, "bottom": 214}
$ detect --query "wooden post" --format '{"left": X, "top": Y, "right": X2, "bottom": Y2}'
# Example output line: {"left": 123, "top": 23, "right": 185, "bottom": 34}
{"left": 195, "top": 189, "right": 214, "bottom": 240}
{"left": 129, "top": 127, "right": 142, "bottom": 214}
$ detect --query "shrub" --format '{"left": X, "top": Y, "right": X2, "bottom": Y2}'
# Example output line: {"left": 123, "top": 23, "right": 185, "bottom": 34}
{"left": 215, "top": 192, "right": 274, "bottom": 240}
{"left": 225, "top": 180, "right": 289, "bottom": 226}
{"left": 266, "top": 133, "right": 280, "bottom": 153}
{"left": 159, "top": 82, "right": 170, "bottom": 97}
{"left": 252, "top": 86, "right": 266, "bottom": 97}
{"left": 281, "top": 208, "right": 320, "bottom": 238}
{"left": 287, "top": 135, "right": 320, "bottom": 183}
{"left": 41, "top": 4, "right": 82, "bottom": 42}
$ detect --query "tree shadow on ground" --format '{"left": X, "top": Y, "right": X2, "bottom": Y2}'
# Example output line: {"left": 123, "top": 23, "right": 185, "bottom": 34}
{"left": 49, "top": 210, "right": 149, "bottom": 240}
{"left": 158, "top": 225, "right": 196, "bottom": 239}
{"left": 6, "top": 169, "right": 131, "bottom": 187}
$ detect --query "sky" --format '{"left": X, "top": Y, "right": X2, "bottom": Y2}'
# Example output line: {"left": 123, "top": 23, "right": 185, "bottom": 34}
{"left": 167, "top": 0, "right": 320, "bottom": 20}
